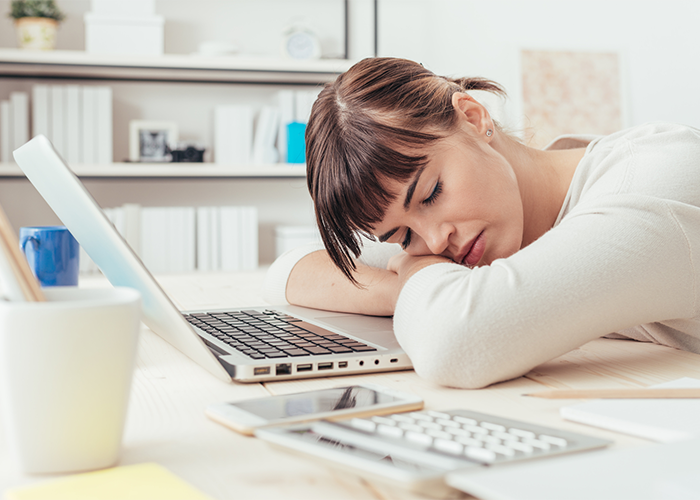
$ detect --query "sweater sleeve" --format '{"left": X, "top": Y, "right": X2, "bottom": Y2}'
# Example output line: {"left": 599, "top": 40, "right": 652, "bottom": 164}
{"left": 393, "top": 195, "right": 699, "bottom": 389}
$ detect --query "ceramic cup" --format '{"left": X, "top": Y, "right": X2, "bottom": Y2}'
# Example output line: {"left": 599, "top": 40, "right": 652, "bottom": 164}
{"left": 0, "top": 287, "right": 141, "bottom": 474}
{"left": 19, "top": 226, "right": 80, "bottom": 287}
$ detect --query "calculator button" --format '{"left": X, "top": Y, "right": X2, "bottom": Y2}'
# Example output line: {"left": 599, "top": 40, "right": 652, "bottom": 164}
{"left": 349, "top": 418, "right": 376, "bottom": 432}
{"left": 405, "top": 431, "right": 433, "bottom": 447}
{"left": 437, "top": 418, "right": 461, "bottom": 428}
{"left": 371, "top": 416, "right": 397, "bottom": 426}
{"left": 455, "top": 436, "right": 483, "bottom": 448}
{"left": 508, "top": 441, "right": 535, "bottom": 454}
{"left": 464, "top": 446, "right": 498, "bottom": 463}
{"left": 454, "top": 416, "right": 478, "bottom": 426}
{"left": 539, "top": 434, "right": 568, "bottom": 447}
{"left": 485, "top": 443, "right": 516, "bottom": 457}
{"left": 418, "top": 420, "right": 442, "bottom": 431}
{"left": 433, "top": 439, "right": 464, "bottom": 455}
{"left": 390, "top": 414, "right": 416, "bottom": 424}
{"left": 508, "top": 428, "right": 536, "bottom": 439}
{"left": 446, "top": 427, "right": 471, "bottom": 437}
{"left": 377, "top": 424, "right": 403, "bottom": 438}
{"left": 523, "top": 438, "right": 551, "bottom": 450}
{"left": 398, "top": 423, "right": 425, "bottom": 433}
{"left": 426, "top": 429, "right": 452, "bottom": 440}
{"left": 464, "top": 425, "right": 489, "bottom": 435}
{"left": 480, "top": 422, "right": 506, "bottom": 432}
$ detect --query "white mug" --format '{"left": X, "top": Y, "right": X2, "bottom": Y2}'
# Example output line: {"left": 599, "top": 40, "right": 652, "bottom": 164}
{"left": 0, "top": 287, "right": 141, "bottom": 474}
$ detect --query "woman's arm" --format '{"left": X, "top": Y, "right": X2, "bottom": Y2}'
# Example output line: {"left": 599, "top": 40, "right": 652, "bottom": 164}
{"left": 392, "top": 196, "right": 699, "bottom": 389}
{"left": 286, "top": 249, "right": 399, "bottom": 316}
{"left": 263, "top": 239, "right": 404, "bottom": 316}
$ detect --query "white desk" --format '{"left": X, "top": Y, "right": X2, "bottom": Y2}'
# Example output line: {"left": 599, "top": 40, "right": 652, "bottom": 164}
{"left": 3, "top": 270, "right": 700, "bottom": 499}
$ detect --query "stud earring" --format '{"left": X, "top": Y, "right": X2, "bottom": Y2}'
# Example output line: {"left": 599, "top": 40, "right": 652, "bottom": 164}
{"left": 486, "top": 129, "right": 493, "bottom": 137}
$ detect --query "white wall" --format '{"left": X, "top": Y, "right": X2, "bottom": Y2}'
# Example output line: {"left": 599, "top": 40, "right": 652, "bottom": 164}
{"left": 2, "top": 0, "right": 698, "bottom": 131}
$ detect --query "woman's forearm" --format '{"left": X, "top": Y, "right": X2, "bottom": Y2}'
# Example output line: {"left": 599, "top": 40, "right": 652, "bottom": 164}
{"left": 286, "top": 250, "right": 399, "bottom": 316}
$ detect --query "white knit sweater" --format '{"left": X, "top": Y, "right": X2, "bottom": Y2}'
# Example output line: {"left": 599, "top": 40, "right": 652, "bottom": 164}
{"left": 264, "top": 123, "right": 700, "bottom": 389}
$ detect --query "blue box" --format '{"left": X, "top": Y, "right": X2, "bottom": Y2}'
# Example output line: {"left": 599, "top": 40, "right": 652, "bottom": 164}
{"left": 287, "top": 122, "right": 306, "bottom": 164}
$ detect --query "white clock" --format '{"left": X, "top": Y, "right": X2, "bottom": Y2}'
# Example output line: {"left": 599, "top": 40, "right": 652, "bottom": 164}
{"left": 282, "top": 28, "right": 321, "bottom": 60}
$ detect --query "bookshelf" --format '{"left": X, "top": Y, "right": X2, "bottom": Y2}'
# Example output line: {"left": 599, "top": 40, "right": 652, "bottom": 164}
{"left": 0, "top": 49, "right": 342, "bottom": 263}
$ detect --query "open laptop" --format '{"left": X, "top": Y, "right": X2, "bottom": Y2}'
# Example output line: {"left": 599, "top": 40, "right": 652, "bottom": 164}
{"left": 13, "top": 135, "right": 412, "bottom": 383}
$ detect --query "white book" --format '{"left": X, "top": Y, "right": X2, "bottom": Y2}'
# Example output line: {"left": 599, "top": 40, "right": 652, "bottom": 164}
{"left": 276, "top": 90, "right": 295, "bottom": 163}
{"left": 211, "top": 207, "right": 221, "bottom": 271}
{"left": 10, "top": 92, "right": 29, "bottom": 150}
{"left": 65, "top": 85, "right": 82, "bottom": 163}
{"left": 252, "top": 106, "right": 280, "bottom": 164}
{"left": 196, "top": 206, "right": 212, "bottom": 272}
{"left": 183, "top": 207, "right": 196, "bottom": 273}
{"left": 81, "top": 86, "right": 97, "bottom": 164}
{"left": 50, "top": 85, "right": 65, "bottom": 157}
{"left": 140, "top": 207, "right": 164, "bottom": 274}
{"left": 561, "top": 377, "right": 700, "bottom": 443}
{"left": 122, "top": 203, "right": 141, "bottom": 256}
{"left": 32, "top": 85, "right": 51, "bottom": 140}
{"left": 242, "top": 206, "right": 258, "bottom": 270}
{"left": 214, "top": 105, "right": 253, "bottom": 165}
{"left": 0, "top": 100, "right": 11, "bottom": 163}
{"left": 220, "top": 206, "right": 241, "bottom": 271}
{"left": 95, "top": 86, "right": 113, "bottom": 164}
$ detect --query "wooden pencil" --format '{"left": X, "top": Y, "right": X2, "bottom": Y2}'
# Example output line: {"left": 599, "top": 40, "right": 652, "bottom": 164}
{"left": 523, "top": 388, "right": 700, "bottom": 399}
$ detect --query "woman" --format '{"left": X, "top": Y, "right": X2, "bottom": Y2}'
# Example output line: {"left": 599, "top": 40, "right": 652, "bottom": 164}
{"left": 264, "top": 57, "right": 700, "bottom": 389}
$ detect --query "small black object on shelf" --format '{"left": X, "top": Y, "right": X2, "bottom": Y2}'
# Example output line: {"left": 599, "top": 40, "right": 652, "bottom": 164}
{"left": 169, "top": 146, "right": 205, "bottom": 163}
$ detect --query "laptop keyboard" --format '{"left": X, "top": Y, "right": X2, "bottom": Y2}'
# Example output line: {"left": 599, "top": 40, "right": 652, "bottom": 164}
{"left": 184, "top": 309, "right": 377, "bottom": 360}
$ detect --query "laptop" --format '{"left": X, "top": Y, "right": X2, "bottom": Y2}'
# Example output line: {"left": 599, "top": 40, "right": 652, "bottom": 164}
{"left": 13, "top": 135, "right": 412, "bottom": 383}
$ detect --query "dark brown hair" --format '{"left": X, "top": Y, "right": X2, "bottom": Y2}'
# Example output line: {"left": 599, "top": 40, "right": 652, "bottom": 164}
{"left": 305, "top": 57, "right": 505, "bottom": 284}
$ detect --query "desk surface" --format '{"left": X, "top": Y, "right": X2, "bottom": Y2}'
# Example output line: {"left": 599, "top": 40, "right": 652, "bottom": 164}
{"left": 3, "top": 270, "right": 700, "bottom": 499}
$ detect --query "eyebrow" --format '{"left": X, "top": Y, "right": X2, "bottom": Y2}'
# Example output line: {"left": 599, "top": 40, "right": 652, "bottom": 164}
{"left": 377, "top": 166, "right": 427, "bottom": 243}
{"left": 403, "top": 165, "right": 428, "bottom": 210}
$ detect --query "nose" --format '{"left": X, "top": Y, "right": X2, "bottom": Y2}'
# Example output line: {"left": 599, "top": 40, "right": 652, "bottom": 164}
{"left": 420, "top": 221, "right": 452, "bottom": 256}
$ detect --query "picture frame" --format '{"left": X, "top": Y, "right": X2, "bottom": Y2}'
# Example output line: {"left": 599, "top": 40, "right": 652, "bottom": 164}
{"left": 129, "top": 120, "right": 179, "bottom": 162}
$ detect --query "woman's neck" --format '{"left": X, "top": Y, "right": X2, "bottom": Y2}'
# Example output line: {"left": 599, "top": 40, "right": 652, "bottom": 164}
{"left": 494, "top": 134, "right": 585, "bottom": 248}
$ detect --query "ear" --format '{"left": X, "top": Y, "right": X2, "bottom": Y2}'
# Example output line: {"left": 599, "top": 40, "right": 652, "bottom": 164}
{"left": 451, "top": 92, "right": 493, "bottom": 140}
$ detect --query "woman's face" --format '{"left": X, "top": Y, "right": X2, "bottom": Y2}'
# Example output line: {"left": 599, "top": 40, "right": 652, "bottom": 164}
{"left": 372, "top": 131, "right": 525, "bottom": 268}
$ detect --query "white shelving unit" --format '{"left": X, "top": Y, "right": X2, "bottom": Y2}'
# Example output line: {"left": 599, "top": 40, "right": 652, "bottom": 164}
{"left": 0, "top": 162, "right": 307, "bottom": 178}
{"left": 0, "top": 49, "right": 347, "bottom": 263}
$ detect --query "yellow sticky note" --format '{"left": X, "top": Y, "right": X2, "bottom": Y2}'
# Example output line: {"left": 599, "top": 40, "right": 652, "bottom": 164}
{"left": 5, "top": 463, "right": 214, "bottom": 500}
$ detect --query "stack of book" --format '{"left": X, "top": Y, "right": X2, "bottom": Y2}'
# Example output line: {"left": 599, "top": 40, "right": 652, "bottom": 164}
{"left": 32, "top": 84, "right": 113, "bottom": 164}
{"left": 214, "top": 88, "right": 321, "bottom": 166}
{"left": 0, "top": 92, "right": 29, "bottom": 163}
{"left": 80, "top": 204, "right": 258, "bottom": 275}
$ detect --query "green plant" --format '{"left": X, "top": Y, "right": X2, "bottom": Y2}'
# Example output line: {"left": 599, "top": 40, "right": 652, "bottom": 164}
{"left": 9, "top": 0, "right": 65, "bottom": 22}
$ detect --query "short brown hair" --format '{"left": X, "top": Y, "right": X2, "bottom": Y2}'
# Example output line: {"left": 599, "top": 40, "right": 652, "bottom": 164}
{"left": 305, "top": 57, "right": 505, "bottom": 284}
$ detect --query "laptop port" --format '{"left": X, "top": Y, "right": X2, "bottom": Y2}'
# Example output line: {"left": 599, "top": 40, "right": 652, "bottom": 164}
{"left": 390, "top": 358, "right": 398, "bottom": 363}
{"left": 296, "top": 363, "right": 312, "bottom": 372}
{"left": 338, "top": 361, "right": 348, "bottom": 368}
{"left": 254, "top": 366, "right": 271, "bottom": 376}
{"left": 317, "top": 362, "right": 333, "bottom": 370}
{"left": 275, "top": 363, "right": 292, "bottom": 376}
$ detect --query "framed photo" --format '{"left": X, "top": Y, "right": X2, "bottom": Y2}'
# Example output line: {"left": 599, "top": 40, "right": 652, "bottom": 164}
{"left": 129, "top": 120, "right": 179, "bottom": 162}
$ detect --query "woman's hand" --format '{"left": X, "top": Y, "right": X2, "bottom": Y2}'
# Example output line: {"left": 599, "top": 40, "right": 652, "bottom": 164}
{"left": 387, "top": 252, "right": 454, "bottom": 291}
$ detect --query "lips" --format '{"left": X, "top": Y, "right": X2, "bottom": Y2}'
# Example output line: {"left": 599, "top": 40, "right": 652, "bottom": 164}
{"left": 460, "top": 231, "right": 486, "bottom": 268}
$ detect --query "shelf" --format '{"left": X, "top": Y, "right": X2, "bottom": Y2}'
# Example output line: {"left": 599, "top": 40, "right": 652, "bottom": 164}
{"left": 0, "top": 162, "right": 306, "bottom": 178}
{"left": 0, "top": 49, "right": 354, "bottom": 85}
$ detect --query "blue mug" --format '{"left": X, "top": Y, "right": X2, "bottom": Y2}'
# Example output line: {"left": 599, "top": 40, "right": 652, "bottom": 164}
{"left": 19, "top": 226, "right": 80, "bottom": 287}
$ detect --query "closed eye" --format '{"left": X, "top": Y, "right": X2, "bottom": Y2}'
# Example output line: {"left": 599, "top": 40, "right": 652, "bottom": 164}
{"left": 401, "top": 228, "right": 412, "bottom": 249}
{"left": 423, "top": 180, "right": 442, "bottom": 205}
